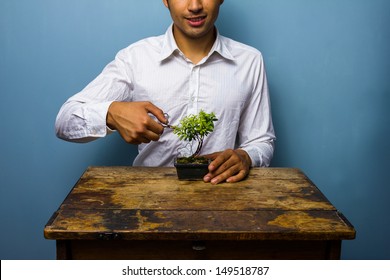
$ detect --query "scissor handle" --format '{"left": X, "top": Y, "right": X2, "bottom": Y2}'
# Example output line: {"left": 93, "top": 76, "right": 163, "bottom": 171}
{"left": 161, "top": 113, "right": 175, "bottom": 129}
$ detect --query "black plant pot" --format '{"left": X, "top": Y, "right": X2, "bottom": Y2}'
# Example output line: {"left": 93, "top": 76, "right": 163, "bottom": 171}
{"left": 174, "top": 157, "right": 210, "bottom": 180}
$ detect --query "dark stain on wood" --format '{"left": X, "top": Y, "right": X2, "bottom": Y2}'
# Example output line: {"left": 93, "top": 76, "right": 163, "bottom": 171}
{"left": 45, "top": 167, "right": 355, "bottom": 242}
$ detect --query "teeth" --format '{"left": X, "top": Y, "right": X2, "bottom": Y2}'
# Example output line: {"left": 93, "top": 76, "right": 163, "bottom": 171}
{"left": 189, "top": 17, "right": 204, "bottom": 22}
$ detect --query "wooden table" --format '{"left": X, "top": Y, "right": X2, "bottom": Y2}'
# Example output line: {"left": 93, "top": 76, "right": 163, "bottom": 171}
{"left": 44, "top": 167, "right": 355, "bottom": 259}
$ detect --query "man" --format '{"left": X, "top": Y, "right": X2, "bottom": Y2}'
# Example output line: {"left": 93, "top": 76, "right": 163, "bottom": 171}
{"left": 55, "top": 0, "right": 275, "bottom": 184}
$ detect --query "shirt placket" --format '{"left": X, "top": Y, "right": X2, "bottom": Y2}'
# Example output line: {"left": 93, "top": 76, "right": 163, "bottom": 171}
{"left": 187, "top": 65, "right": 200, "bottom": 115}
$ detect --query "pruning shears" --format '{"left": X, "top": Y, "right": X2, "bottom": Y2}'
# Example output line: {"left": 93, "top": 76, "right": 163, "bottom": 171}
{"left": 161, "top": 113, "right": 176, "bottom": 129}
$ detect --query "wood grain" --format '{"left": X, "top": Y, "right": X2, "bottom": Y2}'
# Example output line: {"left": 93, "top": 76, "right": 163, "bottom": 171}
{"left": 45, "top": 167, "right": 355, "bottom": 241}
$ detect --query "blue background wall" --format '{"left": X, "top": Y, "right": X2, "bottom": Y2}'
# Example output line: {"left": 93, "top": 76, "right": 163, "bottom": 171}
{"left": 1, "top": 0, "right": 389, "bottom": 259}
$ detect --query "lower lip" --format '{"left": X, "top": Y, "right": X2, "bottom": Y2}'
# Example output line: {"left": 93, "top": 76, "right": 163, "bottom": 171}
{"left": 187, "top": 18, "right": 206, "bottom": 27}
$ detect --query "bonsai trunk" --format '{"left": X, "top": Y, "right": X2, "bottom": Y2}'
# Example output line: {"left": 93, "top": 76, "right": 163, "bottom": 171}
{"left": 192, "top": 136, "right": 203, "bottom": 157}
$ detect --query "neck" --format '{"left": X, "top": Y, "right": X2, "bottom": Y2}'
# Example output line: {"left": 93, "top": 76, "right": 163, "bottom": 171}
{"left": 173, "top": 26, "right": 216, "bottom": 64}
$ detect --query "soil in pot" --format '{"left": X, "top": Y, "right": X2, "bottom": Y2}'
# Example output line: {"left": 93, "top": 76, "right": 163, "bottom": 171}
{"left": 174, "top": 156, "right": 211, "bottom": 180}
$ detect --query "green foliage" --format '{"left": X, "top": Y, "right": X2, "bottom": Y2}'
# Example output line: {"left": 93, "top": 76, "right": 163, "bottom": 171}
{"left": 173, "top": 110, "right": 218, "bottom": 156}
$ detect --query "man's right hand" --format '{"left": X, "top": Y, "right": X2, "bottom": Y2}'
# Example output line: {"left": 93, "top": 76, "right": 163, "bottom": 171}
{"left": 106, "top": 101, "right": 167, "bottom": 144}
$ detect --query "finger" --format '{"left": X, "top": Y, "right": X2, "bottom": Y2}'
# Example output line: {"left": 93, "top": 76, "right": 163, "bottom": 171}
{"left": 202, "top": 152, "right": 221, "bottom": 161}
{"left": 226, "top": 169, "right": 249, "bottom": 183}
{"left": 203, "top": 152, "right": 228, "bottom": 183}
{"left": 210, "top": 163, "right": 241, "bottom": 185}
{"left": 118, "top": 130, "right": 142, "bottom": 145}
{"left": 142, "top": 129, "right": 162, "bottom": 142}
{"left": 145, "top": 119, "right": 165, "bottom": 136}
{"left": 134, "top": 132, "right": 155, "bottom": 144}
{"left": 145, "top": 102, "right": 167, "bottom": 124}
{"left": 208, "top": 150, "right": 235, "bottom": 173}
{"left": 140, "top": 136, "right": 152, "bottom": 144}
{"left": 119, "top": 124, "right": 160, "bottom": 144}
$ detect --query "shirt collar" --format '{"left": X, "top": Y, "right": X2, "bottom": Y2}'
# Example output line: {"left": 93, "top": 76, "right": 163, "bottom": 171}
{"left": 159, "top": 23, "right": 235, "bottom": 62}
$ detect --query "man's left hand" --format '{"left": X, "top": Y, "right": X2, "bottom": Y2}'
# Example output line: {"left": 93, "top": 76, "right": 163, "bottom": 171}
{"left": 203, "top": 149, "right": 251, "bottom": 184}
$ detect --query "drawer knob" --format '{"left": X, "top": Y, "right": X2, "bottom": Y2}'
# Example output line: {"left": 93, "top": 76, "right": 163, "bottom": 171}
{"left": 192, "top": 241, "right": 206, "bottom": 251}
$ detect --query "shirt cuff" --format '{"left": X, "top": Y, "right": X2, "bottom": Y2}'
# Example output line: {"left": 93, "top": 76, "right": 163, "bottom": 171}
{"left": 73, "top": 101, "right": 114, "bottom": 138}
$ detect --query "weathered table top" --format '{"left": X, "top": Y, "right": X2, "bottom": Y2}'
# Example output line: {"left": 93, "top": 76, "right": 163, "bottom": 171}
{"left": 44, "top": 167, "right": 355, "bottom": 241}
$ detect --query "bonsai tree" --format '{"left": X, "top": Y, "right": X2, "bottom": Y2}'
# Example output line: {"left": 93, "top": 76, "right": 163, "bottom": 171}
{"left": 173, "top": 110, "right": 218, "bottom": 158}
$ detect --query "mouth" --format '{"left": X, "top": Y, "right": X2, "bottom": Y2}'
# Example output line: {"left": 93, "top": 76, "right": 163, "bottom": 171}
{"left": 186, "top": 16, "right": 207, "bottom": 27}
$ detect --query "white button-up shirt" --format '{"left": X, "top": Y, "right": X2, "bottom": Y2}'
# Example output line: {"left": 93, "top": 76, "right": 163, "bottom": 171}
{"left": 56, "top": 24, "right": 276, "bottom": 167}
